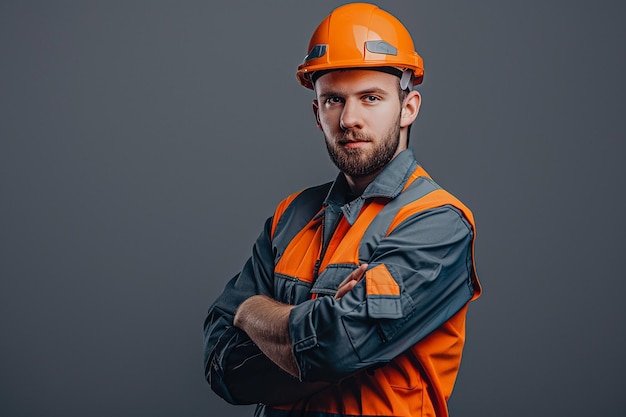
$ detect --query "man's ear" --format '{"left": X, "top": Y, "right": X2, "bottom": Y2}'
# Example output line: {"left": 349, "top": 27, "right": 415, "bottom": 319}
{"left": 400, "top": 91, "right": 421, "bottom": 128}
{"left": 312, "top": 99, "right": 322, "bottom": 130}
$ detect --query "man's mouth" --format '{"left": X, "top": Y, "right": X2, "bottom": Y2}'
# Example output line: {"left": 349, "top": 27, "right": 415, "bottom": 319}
{"left": 340, "top": 140, "right": 369, "bottom": 148}
{"left": 339, "top": 133, "right": 370, "bottom": 146}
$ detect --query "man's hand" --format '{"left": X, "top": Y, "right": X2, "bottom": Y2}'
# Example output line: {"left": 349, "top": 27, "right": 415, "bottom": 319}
{"left": 335, "top": 264, "right": 368, "bottom": 300}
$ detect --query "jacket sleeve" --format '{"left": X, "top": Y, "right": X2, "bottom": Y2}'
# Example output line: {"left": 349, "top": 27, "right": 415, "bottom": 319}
{"left": 288, "top": 205, "right": 477, "bottom": 383}
{"left": 203, "top": 217, "right": 328, "bottom": 405}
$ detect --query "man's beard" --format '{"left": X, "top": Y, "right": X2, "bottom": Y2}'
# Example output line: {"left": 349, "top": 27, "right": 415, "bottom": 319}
{"left": 325, "top": 119, "right": 401, "bottom": 178}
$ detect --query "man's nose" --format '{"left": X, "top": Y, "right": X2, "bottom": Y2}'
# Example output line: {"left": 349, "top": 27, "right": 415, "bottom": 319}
{"left": 340, "top": 99, "right": 363, "bottom": 130}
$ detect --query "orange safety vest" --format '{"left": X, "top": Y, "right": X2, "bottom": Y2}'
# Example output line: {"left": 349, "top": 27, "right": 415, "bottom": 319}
{"left": 262, "top": 164, "right": 481, "bottom": 417}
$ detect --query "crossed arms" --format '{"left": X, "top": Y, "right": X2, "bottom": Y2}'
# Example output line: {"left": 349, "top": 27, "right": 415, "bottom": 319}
{"left": 203, "top": 206, "right": 475, "bottom": 405}
{"left": 233, "top": 264, "right": 368, "bottom": 378}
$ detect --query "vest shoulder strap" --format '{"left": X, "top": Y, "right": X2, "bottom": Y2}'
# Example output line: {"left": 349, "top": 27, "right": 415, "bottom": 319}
{"left": 359, "top": 175, "right": 441, "bottom": 260}
{"left": 270, "top": 182, "right": 332, "bottom": 260}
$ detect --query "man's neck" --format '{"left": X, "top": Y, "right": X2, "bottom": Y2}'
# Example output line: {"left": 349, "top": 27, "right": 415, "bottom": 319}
{"left": 344, "top": 170, "right": 382, "bottom": 196}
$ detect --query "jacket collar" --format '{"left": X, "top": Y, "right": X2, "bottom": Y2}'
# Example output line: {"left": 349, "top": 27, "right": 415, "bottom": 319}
{"left": 323, "top": 149, "right": 418, "bottom": 225}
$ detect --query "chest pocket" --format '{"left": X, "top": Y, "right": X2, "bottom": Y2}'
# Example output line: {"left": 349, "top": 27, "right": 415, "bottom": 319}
{"left": 273, "top": 273, "right": 313, "bottom": 305}
{"left": 310, "top": 264, "right": 359, "bottom": 297}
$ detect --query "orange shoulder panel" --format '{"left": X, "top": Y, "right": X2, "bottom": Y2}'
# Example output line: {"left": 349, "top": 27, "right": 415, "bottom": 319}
{"left": 270, "top": 191, "right": 302, "bottom": 239}
{"left": 387, "top": 188, "right": 482, "bottom": 300}
{"left": 402, "top": 165, "right": 432, "bottom": 191}
{"left": 388, "top": 189, "right": 475, "bottom": 234}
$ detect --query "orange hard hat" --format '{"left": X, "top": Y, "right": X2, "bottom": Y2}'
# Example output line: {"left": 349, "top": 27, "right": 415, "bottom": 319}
{"left": 296, "top": 3, "right": 424, "bottom": 90}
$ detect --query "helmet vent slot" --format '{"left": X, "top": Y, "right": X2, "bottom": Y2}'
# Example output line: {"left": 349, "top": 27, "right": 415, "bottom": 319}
{"left": 365, "top": 40, "right": 397, "bottom": 56}
{"left": 305, "top": 44, "right": 327, "bottom": 61}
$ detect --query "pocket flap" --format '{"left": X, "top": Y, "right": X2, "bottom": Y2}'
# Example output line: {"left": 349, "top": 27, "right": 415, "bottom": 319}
{"left": 366, "top": 264, "right": 403, "bottom": 319}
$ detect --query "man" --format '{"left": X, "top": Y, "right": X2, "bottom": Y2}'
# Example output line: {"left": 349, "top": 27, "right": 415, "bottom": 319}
{"left": 203, "top": 3, "right": 481, "bottom": 416}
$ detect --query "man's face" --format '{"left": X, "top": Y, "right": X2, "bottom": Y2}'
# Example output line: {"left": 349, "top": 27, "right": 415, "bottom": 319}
{"left": 313, "top": 69, "right": 405, "bottom": 179}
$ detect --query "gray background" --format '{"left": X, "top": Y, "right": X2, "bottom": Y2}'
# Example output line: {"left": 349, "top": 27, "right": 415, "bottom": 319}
{"left": 1, "top": 1, "right": 624, "bottom": 416}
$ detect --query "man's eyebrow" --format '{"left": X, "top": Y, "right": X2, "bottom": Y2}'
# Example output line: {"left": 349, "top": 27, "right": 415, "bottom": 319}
{"left": 356, "top": 87, "right": 389, "bottom": 96}
{"left": 318, "top": 87, "right": 390, "bottom": 100}
{"left": 317, "top": 90, "right": 343, "bottom": 100}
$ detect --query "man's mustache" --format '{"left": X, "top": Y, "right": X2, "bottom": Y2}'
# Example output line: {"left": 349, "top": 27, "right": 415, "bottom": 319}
{"left": 340, "top": 131, "right": 371, "bottom": 143}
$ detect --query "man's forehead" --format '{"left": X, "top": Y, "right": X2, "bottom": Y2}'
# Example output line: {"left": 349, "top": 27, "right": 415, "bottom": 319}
{"left": 314, "top": 69, "right": 400, "bottom": 92}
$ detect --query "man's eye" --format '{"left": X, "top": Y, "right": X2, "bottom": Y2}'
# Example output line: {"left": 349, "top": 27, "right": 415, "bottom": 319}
{"left": 326, "top": 97, "right": 343, "bottom": 104}
{"left": 365, "top": 95, "right": 379, "bottom": 102}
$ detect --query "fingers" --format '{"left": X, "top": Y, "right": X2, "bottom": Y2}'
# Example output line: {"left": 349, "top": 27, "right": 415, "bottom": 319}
{"left": 335, "top": 264, "right": 368, "bottom": 300}
{"left": 337, "top": 264, "right": 368, "bottom": 288}
{"left": 334, "top": 280, "right": 356, "bottom": 300}
{"left": 350, "top": 263, "right": 368, "bottom": 282}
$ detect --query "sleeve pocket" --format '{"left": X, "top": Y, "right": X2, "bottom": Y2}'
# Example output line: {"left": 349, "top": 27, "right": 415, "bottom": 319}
{"left": 365, "top": 264, "right": 403, "bottom": 319}
{"left": 340, "top": 264, "right": 415, "bottom": 362}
